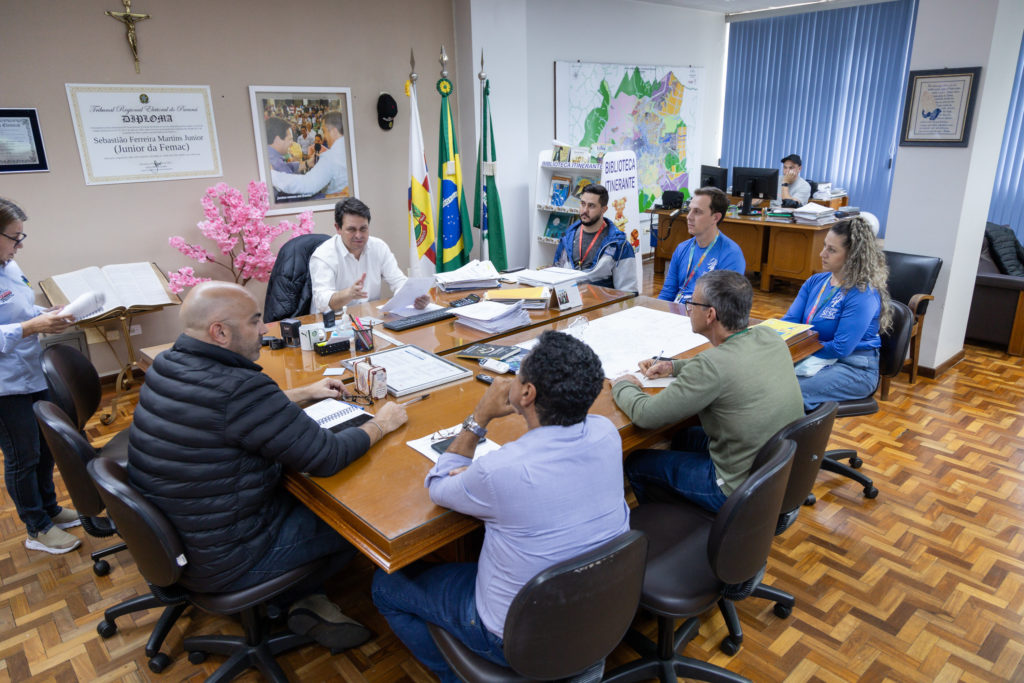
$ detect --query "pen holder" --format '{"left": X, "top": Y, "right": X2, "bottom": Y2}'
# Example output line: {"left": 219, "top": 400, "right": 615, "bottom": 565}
{"left": 353, "top": 322, "right": 374, "bottom": 352}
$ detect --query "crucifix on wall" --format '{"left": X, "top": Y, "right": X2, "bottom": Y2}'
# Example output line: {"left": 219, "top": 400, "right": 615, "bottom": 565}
{"left": 105, "top": 0, "right": 150, "bottom": 74}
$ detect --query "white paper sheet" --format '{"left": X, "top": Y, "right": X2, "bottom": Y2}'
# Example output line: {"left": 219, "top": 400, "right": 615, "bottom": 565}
{"left": 380, "top": 277, "right": 439, "bottom": 317}
{"left": 407, "top": 425, "right": 502, "bottom": 464}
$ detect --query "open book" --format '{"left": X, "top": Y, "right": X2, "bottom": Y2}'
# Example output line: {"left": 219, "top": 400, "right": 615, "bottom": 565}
{"left": 40, "top": 262, "right": 179, "bottom": 323}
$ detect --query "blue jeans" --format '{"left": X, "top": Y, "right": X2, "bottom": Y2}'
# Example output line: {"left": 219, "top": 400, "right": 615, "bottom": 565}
{"left": 372, "top": 562, "right": 507, "bottom": 683}
{"left": 625, "top": 426, "right": 728, "bottom": 512}
{"left": 0, "top": 391, "right": 62, "bottom": 535}
{"left": 798, "top": 348, "right": 879, "bottom": 411}
{"left": 223, "top": 501, "right": 356, "bottom": 599}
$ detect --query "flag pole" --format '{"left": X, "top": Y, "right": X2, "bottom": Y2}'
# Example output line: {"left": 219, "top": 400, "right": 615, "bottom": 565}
{"left": 478, "top": 51, "right": 488, "bottom": 262}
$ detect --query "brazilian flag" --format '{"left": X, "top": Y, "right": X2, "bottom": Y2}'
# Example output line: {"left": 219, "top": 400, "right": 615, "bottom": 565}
{"left": 435, "top": 77, "right": 473, "bottom": 272}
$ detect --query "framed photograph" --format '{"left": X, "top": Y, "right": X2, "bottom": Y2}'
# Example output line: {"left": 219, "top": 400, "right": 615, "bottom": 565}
{"left": 900, "top": 67, "right": 981, "bottom": 147}
{"left": 249, "top": 86, "right": 359, "bottom": 215}
{"left": 0, "top": 108, "right": 48, "bottom": 174}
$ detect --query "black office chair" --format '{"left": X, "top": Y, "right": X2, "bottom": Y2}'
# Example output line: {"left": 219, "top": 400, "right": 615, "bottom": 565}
{"left": 34, "top": 400, "right": 126, "bottom": 576}
{"left": 34, "top": 400, "right": 187, "bottom": 672}
{"left": 41, "top": 344, "right": 130, "bottom": 455}
{"left": 603, "top": 439, "right": 796, "bottom": 683}
{"left": 818, "top": 300, "right": 914, "bottom": 500}
{"left": 428, "top": 529, "right": 647, "bottom": 682}
{"left": 714, "top": 403, "right": 837, "bottom": 655}
{"left": 264, "top": 233, "right": 330, "bottom": 322}
{"left": 88, "top": 457, "right": 328, "bottom": 681}
{"left": 883, "top": 251, "right": 943, "bottom": 398}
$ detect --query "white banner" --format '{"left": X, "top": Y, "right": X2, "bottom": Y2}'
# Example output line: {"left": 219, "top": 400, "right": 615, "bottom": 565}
{"left": 66, "top": 84, "right": 221, "bottom": 185}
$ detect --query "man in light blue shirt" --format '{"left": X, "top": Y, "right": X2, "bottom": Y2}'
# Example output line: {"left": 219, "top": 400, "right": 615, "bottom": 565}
{"left": 372, "top": 331, "right": 630, "bottom": 681}
{"left": 658, "top": 186, "right": 746, "bottom": 304}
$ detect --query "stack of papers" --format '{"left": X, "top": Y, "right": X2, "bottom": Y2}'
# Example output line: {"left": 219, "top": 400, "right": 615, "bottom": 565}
{"left": 434, "top": 260, "right": 501, "bottom": 291}
{"left": 515, "top": 267, "right": 584, "bottom": 287}
{"left": 452, "top": 300, "right": 531, "bottom": 334}
{"left": 793, "top": 203, "right": 836, "bottom": 226}
{"left": 484, "top": 286, "right": 550, "bottom": 309}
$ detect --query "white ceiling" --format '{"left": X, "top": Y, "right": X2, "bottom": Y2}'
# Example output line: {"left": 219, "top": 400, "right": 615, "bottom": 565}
{"left": 635, "top": 0, "right": 889, "bottom": 20}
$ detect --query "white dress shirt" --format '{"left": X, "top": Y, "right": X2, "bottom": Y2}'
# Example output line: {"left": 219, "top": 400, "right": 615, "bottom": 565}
{"left": 309, "top": 235, "right": 407, "bottom": 313}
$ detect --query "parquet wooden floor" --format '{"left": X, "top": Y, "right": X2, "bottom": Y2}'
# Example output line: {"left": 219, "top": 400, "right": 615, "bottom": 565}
{"left": 3, "top": 268, "right": 1023, "bottom": 682}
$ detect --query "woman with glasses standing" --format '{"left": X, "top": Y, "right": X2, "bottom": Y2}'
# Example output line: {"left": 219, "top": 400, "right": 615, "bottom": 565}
{"left": 781, "top": 216, "right": 892, "bottom": 411}
{"left": 0, "top": 198, "right": 82, "bottom": 554}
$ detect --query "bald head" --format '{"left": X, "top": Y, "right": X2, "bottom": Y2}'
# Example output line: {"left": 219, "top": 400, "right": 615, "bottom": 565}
{"left": 180, "top": 281, "right": 266, "bottom": 360}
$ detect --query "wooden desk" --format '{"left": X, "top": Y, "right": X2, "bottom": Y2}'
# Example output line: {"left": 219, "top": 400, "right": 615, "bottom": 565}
{"left": 138, "top": 284, "right": 635, "bottom": 380}
{"left": 650, "top": 208, "right": 831, "bottom": 292}
{"left": 283, "top": 297, "right": 821, "bottom": 572}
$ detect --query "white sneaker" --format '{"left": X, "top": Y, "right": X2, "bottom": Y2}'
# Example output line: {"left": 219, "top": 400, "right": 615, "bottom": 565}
{"left": 50, "top": 508, "right": 82, "bottom": 529}
{"left": 26, "top": 526, "right": 82, "bottom": 554}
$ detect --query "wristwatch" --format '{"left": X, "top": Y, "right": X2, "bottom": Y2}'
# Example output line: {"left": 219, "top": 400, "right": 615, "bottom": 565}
{"left": 781, "top": 182, "right": 790, "bottom": 187}
{"left": 461, "top": 414, "right": 487, "bottom": 440}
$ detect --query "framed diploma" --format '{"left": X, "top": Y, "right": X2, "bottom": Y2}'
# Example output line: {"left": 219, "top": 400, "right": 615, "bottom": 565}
{"left": 65, "top": 84, "right": 222, "bottom": 185}
{"left": 900, "top": 67, "right": 981, "bottom": 147}
{"left": 0, "top": 109, "right": 49, "bottom": 174}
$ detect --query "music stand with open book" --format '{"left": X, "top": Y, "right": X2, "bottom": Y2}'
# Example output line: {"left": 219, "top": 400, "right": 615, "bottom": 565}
{"left": 40, "top": 262, "right": 180, "bottom": 424}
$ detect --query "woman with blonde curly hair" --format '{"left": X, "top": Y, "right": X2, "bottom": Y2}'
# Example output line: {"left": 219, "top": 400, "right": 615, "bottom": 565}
{"left": 782, "top": 216, "right": 892, "bottom": 410}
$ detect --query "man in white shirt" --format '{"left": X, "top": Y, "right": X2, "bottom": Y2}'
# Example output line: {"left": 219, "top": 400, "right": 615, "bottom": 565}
{"left": 272, "top": 111, "right": 351, "bottom": 198}
{"left": 296, "top": 123, "right": 316, "bottom": 157}
{"left": 309, "top": 198, "right": 430, "bottom": 313}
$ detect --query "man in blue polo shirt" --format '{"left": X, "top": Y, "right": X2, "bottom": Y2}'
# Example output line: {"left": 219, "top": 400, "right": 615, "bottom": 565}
{"left": 658, "top": 186, "right": 745, "bottom": 304}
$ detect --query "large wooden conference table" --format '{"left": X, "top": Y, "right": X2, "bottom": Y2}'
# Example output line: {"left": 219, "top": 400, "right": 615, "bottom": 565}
{"left": 139, "top": 291, "right": 820, "bottom": 573}
{"left": 650, "top": 208, "right": 833, "bottom": 292}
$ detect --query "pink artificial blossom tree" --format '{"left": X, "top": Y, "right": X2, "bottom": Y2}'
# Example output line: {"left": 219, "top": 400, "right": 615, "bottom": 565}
{"left": 167, "top": 181, "right": 314, "bottom": 293}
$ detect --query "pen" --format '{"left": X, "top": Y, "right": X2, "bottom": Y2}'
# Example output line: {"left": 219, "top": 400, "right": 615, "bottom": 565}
{"left": 399, "top": 394, "right": 430, "bottom": 406}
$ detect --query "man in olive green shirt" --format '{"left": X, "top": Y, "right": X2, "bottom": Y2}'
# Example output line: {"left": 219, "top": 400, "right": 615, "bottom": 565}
{"left": 612, "top": 270, "right": 803, "bottom": 511}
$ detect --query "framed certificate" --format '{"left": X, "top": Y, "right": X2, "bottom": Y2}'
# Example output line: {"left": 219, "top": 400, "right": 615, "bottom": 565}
{"left": 0, "top": 108, "right": 48, "bottom": 174}
{"left": 900, "top": 67, "right": 981, "bottom": 147}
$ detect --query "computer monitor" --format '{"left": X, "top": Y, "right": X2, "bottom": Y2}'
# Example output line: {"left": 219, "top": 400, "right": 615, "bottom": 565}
{"left": 699, "top": 165, "right": 728, "bottom": 193}
{"left": 732, "top": 166, "right": 779, "bottom": 215}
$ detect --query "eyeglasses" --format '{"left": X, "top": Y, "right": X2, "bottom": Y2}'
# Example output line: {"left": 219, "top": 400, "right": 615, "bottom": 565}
{"left": 684, "top": 300, "right": 713, "bottom": 311}
{"left": 0, "top": 232, "right": 27, "bottom": 244}
{"left": 429, "top": 427, "right": 459, "bottom": 443}
{"left": 341, "top": 393, "right": 374, "bottom": 406}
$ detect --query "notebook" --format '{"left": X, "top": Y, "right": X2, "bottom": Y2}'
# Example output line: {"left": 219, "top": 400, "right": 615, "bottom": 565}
{"left": 303, "top": 399, "right": 373, "bottom": 432}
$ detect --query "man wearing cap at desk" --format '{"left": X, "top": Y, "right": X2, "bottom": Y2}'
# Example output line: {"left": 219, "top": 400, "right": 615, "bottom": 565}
{"left": 780, "top": 153, "right": 812, "bottom": 206}
{"left": 657, "top": 186, "right": 745, "bottom": 305}
{"left": 309, "top": 197, "right": 430, "bottom": 313}
{"left": 615, "top": 270, "right": 803, "bottom": 512}
{"left": 372, "top": 331, "right": 630, "bottom": 681}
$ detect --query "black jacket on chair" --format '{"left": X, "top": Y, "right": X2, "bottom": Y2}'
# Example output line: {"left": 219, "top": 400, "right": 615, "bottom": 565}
{"left": 264, "top": 233, "right": 330, "bottom": 322}
{"left": 127, "top": 334, "right": 369, "bottom": 592}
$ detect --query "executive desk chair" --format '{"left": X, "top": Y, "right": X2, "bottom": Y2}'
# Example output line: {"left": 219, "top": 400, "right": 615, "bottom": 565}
{"left": 883, "top": 251, "right": 942, "bottom": 399}
{"left": 715, "top": 403, "right": 837, "bottom": 655}
{"left": 41, "top": 344, "right": 130, "bottom": 457}
{"left": 34, "top": 400, "right": 187, "bottom": 672}
{"left": 88, "top": 457, "right": 329, "bottom": 681}
{"left": 603, "top": 440, "right": 796, "bottom": 683}
{"left": 819, "top": 300, "right": 914, "bottom": 500}
{"left": 429, "top": 530, "right": 647, "bottom": 682}
{"left": 264, "top": 232, "right": 330, "bottom": 322}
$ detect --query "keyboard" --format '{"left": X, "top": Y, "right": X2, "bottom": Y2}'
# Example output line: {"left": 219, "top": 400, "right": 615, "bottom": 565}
{"left": 382, "top": 308, "right": 456, "bottom": 331}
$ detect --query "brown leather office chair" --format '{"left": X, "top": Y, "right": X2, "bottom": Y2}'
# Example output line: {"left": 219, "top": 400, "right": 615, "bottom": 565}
{"left": 603, "top": 439, "right": 795, "bottom": 683}
{"left": 88, "top": 457, "right": 328, "bottom": 681}
{"left": 41, "top": 344, "right": 130, "bottom": 457}
{"left": 883, "top": 251, "right": 942, "bottom": 399}
{"left": 429, "top": 530, "right": 647, "bottom": 682}
{"left": 820, "top": 300, "right": 914, "bottom": 500}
